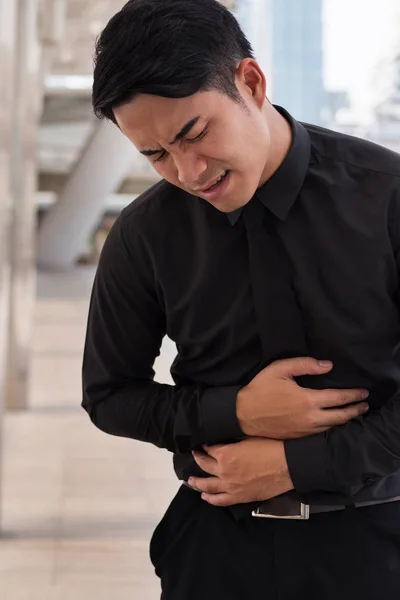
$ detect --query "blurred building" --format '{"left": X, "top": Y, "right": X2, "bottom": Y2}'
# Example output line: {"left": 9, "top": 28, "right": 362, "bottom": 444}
{"left": 234, "top": 0, "right": 270, "bottom": 74}
{"left": 365, "top": 52, "right": 400, "bottom": 153}
{"left": 375, "top": 52, "right": 400, "bottom": 124}
{"left": 269, "top": 0, "right": 325, "bottom": 125}
{"left": 324, "top": 90, "right": 351, "bottom": 125}
{"left": 332, "top": 51, "right": 400, "bottom": 153}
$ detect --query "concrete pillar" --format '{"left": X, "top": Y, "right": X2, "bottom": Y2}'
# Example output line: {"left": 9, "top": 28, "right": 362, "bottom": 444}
{"left": 235, "top": 0, "right": 271, "bottom": 76}
{"left": 38, "top": 0, "right": 67, "bottom": 83}
{"left": 0, "top": 0, "right": 18, "bottom": 520}
{"left": 5, "top": 0, "right": 41, "bottom": 410}
{"left": 37, "top": 120, "right": 136, "bottom": 271}
{"left": 252, "top": 0, "right": 272, "bottom": 79}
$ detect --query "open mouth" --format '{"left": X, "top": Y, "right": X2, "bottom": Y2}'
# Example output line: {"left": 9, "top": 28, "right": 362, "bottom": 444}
{"left": 202, "top": 170, "right": 230, "bottom": 192}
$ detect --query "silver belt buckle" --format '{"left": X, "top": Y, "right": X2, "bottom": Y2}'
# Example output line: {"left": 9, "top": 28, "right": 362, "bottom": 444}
{"left": 252, "top": 502, "right": 310, "bottom": 520}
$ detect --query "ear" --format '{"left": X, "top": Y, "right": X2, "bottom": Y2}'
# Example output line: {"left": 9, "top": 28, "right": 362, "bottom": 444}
{"left": 236, "top": 58, "right": 267, "bottom": 109}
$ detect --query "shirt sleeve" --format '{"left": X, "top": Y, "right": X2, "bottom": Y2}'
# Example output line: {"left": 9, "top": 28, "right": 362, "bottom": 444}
{"left": 284, "top": 183, "right": 400, "bottom": 497}
{"left": 81, "top": 213, "right": 243, "bottom": 454}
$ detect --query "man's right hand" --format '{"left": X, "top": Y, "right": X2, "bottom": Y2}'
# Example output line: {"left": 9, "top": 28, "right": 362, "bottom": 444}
{"left": 236, "top": 357, "right": 369, "bottom": 439}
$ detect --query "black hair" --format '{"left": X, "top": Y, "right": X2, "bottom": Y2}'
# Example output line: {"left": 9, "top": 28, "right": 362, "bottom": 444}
{"left": 92, "top": 0, "right": 254, "bottom": 124}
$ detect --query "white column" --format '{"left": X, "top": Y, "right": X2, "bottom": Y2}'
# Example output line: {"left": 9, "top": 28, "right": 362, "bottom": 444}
{"left": 235, "top": 0, "right": 271, "bottom": 78}
{"left": 0, "top": 0, "right": 18, "bottom": 517}
{"left": 5, "top": 0, "right": 41, "bottom": 410}
{"left": 37, "top": 120, "right": 136, "bottom": 271}
{"left": 253, "top": 0, "right": 272, "bottom": 80}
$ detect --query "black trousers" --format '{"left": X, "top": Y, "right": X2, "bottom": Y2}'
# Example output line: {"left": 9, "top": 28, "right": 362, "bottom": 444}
{"left": 150, "top": 484, "right": 400, "bottom": 599}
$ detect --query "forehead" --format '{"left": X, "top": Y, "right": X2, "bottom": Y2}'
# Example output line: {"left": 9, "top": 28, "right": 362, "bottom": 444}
{"left": 114, "top": 90, "right": 230, "bottom": 144}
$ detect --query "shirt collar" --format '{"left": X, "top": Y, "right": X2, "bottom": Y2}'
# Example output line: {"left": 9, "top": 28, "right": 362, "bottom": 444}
{"left": 226, "top": 105, "right": 311, "bottom": 226}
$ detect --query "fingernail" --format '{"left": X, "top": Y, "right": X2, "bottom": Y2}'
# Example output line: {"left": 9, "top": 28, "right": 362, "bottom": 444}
{"left": 318, "top": 360, "right": 332, "bottom": 367}
{"left": 363, "top": 404, "right": 369, "bottom": 413}
{"left": 361, "top": 390, "right": 369, "bottom": 400}
{"left": 188, "top": 478, "right": 193, "bottom": 487}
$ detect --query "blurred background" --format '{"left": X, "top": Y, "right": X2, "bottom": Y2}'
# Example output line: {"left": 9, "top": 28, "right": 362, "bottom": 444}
{"left": 0, "top": 0, "right": 400, "bottom": 598}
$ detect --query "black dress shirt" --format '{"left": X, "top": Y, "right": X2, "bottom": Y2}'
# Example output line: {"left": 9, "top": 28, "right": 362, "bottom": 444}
{"left": 82, "top": 106, "right": 400, "bottom": 507}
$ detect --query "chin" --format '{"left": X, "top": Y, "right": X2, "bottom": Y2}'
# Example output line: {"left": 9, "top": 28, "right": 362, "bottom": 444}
{"left": 210, "top": 197, "right": 250, "bottom": 213}
{"left": 224, "top": 191, "right": 255, "bottom": 211}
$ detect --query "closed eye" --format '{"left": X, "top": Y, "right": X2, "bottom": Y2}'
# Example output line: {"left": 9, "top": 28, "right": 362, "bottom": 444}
{"left": 187, "top": 126, "right": 209, "bottom": 143}
{"left": 153, "top": 150, "right": 167, "bottom": 164}
{"left": 153, "top": 126, "right": 209, "bottom": 163}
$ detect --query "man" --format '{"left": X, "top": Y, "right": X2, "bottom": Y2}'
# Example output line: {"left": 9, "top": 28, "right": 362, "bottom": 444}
{"left": 82, "top": 0, "right": 400, "bottom": 598}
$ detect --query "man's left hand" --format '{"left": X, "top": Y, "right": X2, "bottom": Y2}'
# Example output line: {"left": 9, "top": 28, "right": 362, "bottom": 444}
{"left": 189, "top": 438, "right": 294, "bottom": 507}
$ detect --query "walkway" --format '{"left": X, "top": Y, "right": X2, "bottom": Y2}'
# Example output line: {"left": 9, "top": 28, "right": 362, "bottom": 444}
{"left": 0, "top": 267, "right": 178, "bottom": 599}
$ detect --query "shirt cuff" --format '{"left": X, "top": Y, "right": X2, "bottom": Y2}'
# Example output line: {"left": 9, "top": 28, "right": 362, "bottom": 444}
{"left": 201, "top": 385, "right": 245, "bottom": 446}
{"left": 284, "top": 433, "right": 334, "bottom": 494}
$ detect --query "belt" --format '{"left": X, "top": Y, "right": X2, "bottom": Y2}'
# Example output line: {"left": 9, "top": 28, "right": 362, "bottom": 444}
{"left": 252, "top": 494, "right": 400, "bottom": 520}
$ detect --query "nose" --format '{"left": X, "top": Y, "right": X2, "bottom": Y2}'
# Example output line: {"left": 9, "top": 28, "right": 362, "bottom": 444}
{"left": 174, "top": 152, "right": 207, "bottom": 188}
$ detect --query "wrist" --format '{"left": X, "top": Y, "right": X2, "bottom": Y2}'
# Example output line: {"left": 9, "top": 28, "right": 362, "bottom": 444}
{"left": 274, "top": 440, "right": 294, "bottom": 492}
{"left": 236, "top": 386, "right": 256, "bottom": 436}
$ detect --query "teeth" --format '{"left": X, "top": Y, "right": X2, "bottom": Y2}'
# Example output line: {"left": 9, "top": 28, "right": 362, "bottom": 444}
{"left": 206, "top": 172, "right": 226, "bottom": 191}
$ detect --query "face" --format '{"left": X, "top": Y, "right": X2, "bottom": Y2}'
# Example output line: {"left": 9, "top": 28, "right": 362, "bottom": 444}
{"left": 114, "top": 60, "right": 271, "bottom": 213}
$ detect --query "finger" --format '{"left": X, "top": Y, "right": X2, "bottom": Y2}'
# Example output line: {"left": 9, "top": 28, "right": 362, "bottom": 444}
{"left": 201, "top": 492, "right": 236, "bottom": 507}
{"left": 202, "top": 444, "right": 226, "bottom": 457}
{"left": 188, "top": 476, "right": 224, "bottom": 494}
{"left": 317, "top": 388, "right": 369, "bottom": 408}
{"left": 192, "top": 450, "right": 219, "bottom": 476}
{"left": 267, "top": 357, "right": 333, "bottom": 379}
{"left": 319, "top": 403, "right": 369, "bottom": 427}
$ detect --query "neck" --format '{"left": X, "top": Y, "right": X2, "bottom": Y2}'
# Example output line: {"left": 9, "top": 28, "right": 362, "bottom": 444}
{"left": 259, "top": 104, "right": 293, "bottom": 187}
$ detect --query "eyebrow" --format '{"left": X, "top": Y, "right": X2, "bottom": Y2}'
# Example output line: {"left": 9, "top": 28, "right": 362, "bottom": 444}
{"left": 139, "top": 116, "right": 201, "bottom": 156}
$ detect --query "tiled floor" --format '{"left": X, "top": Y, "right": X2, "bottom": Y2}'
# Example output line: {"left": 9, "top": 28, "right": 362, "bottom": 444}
{"left": 0, "top": 267, "right": 178, "bottom": 599}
